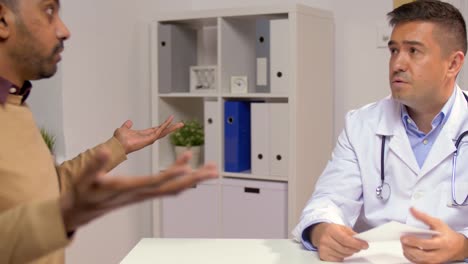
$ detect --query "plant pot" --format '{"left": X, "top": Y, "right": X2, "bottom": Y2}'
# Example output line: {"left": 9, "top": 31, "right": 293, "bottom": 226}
{"left": 174, "top": 145, "right": 203, "bottom": 168}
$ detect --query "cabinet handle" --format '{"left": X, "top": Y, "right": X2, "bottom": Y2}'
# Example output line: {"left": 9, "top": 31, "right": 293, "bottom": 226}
{"left": 161, "top": 41, "right": 166, "bottom": 47}
{"left": 276, "top": 155, "right": 282, "bottom": 161}
{"left": 257, "top": 153, "right": 263, "bottom": 160}
{"left": 259, "top": 36, "right": 265, "bottom": 43}
{"left": 277, "top": 71, "right": 283, "bottom": 78}
{"left": 244, "top": 187, "right": 260, "bottom": 194}
{"left": 207, "top": 118, "right": 213, "bottom": 124}
{"left": 227, "top": 117, "right": 234, "bottom": 124}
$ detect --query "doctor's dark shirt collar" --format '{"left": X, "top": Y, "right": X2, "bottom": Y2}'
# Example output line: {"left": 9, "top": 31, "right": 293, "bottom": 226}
{"left": 0, "top": 76, "right": 32, "bottom": 105}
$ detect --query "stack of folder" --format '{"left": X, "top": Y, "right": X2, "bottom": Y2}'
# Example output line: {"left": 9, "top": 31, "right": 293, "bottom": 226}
{"left": 224, "top": 101, "right": 289, "bottom": 177}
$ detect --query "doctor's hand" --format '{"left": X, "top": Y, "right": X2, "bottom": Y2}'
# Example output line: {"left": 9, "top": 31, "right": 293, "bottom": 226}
{"left": 60, "top": 148, "right": 218, "bottom": 233}
{"left": 114, "top": 115, "right": 183, "bottom": 155}
{"left": 310, "top": 222, "right": 369, "bottom": 262}
{"left": 400, "top": 207, "right": 468, "bottom": 264}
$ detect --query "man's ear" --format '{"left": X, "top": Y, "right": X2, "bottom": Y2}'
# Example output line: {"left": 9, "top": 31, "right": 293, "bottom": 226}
{"left": 0, "top": 4, "right": 12, "bottom": 40}
{"left": 448, "top": 51, "right": 465, "bottom": 78}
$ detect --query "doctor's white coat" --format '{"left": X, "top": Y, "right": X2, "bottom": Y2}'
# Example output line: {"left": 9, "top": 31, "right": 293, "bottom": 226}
{"left": 293, "top": 87, "right": 468, "bottom": 249}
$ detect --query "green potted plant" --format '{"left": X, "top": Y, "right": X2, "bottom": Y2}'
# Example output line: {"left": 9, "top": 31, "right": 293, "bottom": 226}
{"left": 40, "top": 127, "right": 56, "bottom": 154}
{"left": 169, "top": 120, "right": 204, "bottom": 168}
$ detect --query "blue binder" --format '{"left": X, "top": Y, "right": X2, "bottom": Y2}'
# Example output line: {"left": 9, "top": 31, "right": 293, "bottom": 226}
{"left": 224, "top": 101, "right": 251, "bottom": 172}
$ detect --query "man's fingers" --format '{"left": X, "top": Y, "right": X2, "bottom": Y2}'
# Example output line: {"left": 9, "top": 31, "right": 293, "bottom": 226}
{"left": 121, "top": 120, "right": 133, "bottom": 129}
{"left": 156, "top": 115, "right": 176, "bottom": 133}
{"left": 401, "top": 236, "right": 440, "bottom": 251}
{"left": 135, "top": 163, "right": 218, "bottom": 197}
{"left": 164, "top": 115, "right": 174, "bottom": 124}
{"left": 83, "top": 165, "right": 193, "bottom": 209}
{"left": 328, "top": 236, "right": 360, "bottom": 256}
{"left": 94, "top": 172, "right": 177, "bottom": 192}
{"left": 142, "top": 123, "right": 182, "bottom": 138}
{"left": 403, "top": 245, "right": 438, "bottom": 264}
{"left": 318, "top": 249, "right": 344, "bottom": 262}
{"left": 158, "top": 123, "right": 184, "bottom": 138}
{"left": 153, "top": 163, "right": 218, "bottom": 194}
{"left": 172, "top": 151, "right": 193, "bottom": 166}
{"left": 337, "top": 227, "right": 369, "bottom": 251}
{"left": 94, "top": 152, "right": 195, "bottom": 193}
{"left": 95, "top": 164, "right": 191, "bottom": 191}
{"left": 319, "top": 241, "right": 353, "bottom": 261}
{"left": 410, "top": 207, "right": 441, "bottom": 230}
{"left": 96, "top": 163, "right": 218, "bottom": 209}
{"left": 93, "top": 153, "right": 206, "bottom": 193}
{"left": 139, "top": 116, "right": 181, "bottom": 140}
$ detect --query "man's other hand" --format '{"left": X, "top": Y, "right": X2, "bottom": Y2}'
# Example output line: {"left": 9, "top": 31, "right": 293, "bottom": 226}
{"left": 60, "top": 148, "right": 217, "bottom": 232}
{"left": 114, "top": 115, "right": 183, "bottom": 155}
{"left": 311, "top": 222, "right": 369, "bottom": 262}
{"left": 401, "top": 207, "right": 468, "bottom": 264}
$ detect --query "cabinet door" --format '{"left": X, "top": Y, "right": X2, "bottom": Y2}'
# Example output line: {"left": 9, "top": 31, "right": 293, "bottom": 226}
{"left": 162, "top": 181, "right": 219, "bottom": 238}
{"left": 221, "top": 178, "right": 287, "bottom": 238}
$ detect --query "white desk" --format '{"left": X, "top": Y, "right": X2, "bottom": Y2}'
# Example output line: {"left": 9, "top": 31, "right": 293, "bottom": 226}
{"left": 120, "top": 238, "right": 453, "bottom": 264}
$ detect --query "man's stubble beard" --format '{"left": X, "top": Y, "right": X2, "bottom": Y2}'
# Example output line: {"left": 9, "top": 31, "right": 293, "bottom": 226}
{"left": 9, "top": 18, "right": 61, "bottom": 81}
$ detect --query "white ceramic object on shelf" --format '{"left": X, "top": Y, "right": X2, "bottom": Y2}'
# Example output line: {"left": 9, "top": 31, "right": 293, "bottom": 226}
{"left": 174, "top": 145, "right": 202, "bottom": 168}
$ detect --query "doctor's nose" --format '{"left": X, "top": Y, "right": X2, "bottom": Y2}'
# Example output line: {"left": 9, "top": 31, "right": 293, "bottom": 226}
{"left": 390, "top": 54, "right": 408, "bottom": 73}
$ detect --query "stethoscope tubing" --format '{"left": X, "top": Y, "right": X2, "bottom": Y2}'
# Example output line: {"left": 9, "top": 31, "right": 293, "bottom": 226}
{"left": 451, "top": 130, "right": 468, "bottom": 206}
{"left": 375, "top": 93, "right": 468, "bottom": 205}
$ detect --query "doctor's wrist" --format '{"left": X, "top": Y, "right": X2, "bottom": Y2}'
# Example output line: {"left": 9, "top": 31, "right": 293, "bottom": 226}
{"left": 453, "top": 234, "right": 468, "bottom": 262}
{"left": 310, "top": 222, "right": 329, "bottom": 248}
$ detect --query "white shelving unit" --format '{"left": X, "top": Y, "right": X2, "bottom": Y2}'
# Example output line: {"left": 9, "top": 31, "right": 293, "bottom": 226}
{"left": 151, "top": 4, "right": 334, "bottom": 238}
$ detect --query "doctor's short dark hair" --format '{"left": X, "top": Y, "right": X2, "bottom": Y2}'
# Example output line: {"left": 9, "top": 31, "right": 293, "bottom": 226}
{"left": 0, "top": 0, "right": 17, "bottom": 11}
{"left": 387, "top": 0, "right": 467, "bottom": 55}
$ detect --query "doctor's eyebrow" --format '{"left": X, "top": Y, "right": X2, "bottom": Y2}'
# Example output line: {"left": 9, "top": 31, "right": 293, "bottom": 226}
{"left": 41, "top": 0, "right": 60, "bottom": 8}
{"left": 388, "top": 40, "right": 425, "bottom": 47}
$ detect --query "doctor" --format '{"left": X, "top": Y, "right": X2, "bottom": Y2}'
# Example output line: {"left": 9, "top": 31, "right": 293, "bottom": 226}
{"left": 294, "top": 1, "right": 468, "bottom": 263}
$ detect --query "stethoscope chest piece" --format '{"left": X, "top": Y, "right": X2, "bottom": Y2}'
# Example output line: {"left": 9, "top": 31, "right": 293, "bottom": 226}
{"left": 376, "top": 182, "right": 391, "bottom": 201}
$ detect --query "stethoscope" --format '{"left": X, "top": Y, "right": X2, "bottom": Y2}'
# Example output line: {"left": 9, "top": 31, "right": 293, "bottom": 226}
{"left": 376, "top": 93, "right": 468, "bottom": 207}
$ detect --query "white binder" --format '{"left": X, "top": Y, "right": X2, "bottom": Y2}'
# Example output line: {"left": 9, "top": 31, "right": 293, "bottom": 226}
{"left": 270, "top": 19, "right": 289, "bottom": 94}
{"left": 251, "top": 103, "right": 270, "bottom": 176}
{"left": 204, "top": 100, "right": 219, "bottom": 164}
{"left": 269, "top": 103, "right": 289, "bottom": 177}
{"left": 255, "top": 18, "right": 270, "bottom": 92}
{"left": 158, "top": 24, "right": 196, "bottom": 93}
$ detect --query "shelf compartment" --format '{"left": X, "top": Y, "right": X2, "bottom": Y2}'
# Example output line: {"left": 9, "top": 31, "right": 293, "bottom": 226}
{"left": 219, "top": 14, "right": 288, "bottom": 95}
{"left": 157, "top": 19, "right": 218, "bottom": 94}
{"left": 157, "top": 97, "right": 205, "bottom": 169}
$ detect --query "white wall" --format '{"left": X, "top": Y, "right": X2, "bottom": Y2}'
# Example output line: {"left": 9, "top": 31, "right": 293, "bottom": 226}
{"left": 29, "top": 69, "right": 66, "bottom": 158}
{"left": 332, "top": 0, "right": 392, "bottom": 135}
{"left": 58, "top": 0, "right": 154, "bottom": 263}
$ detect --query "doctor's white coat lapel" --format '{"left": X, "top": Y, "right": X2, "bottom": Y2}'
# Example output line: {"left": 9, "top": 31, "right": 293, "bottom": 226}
{"left": 375, "top": 99, "right": 420, "bottom": 175}
{"left": 420, "top": 87, "right": 468, "bottom": 177}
